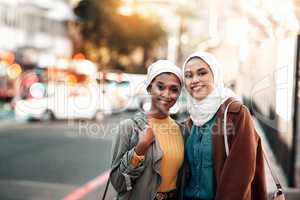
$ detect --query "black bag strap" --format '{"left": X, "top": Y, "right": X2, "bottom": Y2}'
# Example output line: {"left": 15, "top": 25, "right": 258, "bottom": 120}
{"left": 101, "top": 175, "right": 110, "bottom": 200}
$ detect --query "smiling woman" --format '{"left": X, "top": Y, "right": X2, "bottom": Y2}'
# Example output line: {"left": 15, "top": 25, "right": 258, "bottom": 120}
{"left": 182, "top": 51, "right": 268, "bottom": 200}
{"left": 109, "top": 60, "right": 186, "bottom": 200}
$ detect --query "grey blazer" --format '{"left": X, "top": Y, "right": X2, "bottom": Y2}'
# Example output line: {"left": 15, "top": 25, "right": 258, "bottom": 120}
{"left": 110, "top": 112, "right": 187, "bottom": 200}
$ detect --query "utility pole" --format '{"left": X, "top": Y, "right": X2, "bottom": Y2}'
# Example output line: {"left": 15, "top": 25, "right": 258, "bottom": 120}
{"left": 291, "top": 34, "right": 300, "bottom": 187}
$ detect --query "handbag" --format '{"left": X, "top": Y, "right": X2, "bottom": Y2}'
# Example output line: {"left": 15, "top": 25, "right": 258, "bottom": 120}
{"left": 223, "top": 100, "right": 285, "bottom": 200}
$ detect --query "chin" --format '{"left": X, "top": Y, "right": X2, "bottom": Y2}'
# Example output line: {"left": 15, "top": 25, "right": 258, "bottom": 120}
{"left": 195, "top": 96, "right": 206, "bottom": 101}
{"left": 158, "top": 106, "right": 170, "bottom": 114}
{"left": 191, "top": 93, "right": 207, "bottom": 101}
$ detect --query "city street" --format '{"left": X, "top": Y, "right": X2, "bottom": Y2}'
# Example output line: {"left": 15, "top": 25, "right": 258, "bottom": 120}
{"left": 0, "top": 112, "right": 130, "bottom": 200}
{"left": 1, "top": 0, "right": 300, "bottom": 198}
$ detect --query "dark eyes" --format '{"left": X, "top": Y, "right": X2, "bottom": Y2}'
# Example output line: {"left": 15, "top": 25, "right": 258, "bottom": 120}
{"left": 170, "top": 87, "right": 180, "bottom": 93}
{"left": 198, "top": 71, "right": 208, "bottom": 76}
{"left": 157, "top": 84, "right": 165, "bottom": 90}
{"left": 156, "top": 83, "right": 180, "bottom": 93}
{"left": 184, "top": 72, "right": 192, "bottom": 79}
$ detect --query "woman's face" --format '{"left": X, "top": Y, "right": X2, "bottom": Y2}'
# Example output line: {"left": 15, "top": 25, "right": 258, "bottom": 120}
{"left": 148, "top": 73, "right": 181, "bottom": 115}
{"left": 184, "top": 58, "right": 214, "bottom": 101}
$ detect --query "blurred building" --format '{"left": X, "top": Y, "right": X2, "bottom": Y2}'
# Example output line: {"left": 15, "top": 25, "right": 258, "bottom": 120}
{"left": 0, "top": 0, "right": 74, "bottom": 69}
{"left": 0, "top": 0, "right": 74, "bottom": 102}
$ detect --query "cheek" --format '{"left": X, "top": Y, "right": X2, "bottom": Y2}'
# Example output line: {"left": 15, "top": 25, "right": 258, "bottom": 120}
{"left": 149, "top": 86, "right": 161, "bottom": 95}
{"left": 202, "top": 75, "right": 214, "bottom": 85}
{"left": 207, "top": 77, "right": 214, "bottom": 88}
{"left": 170, "top": 92, "right": 180, "bottom": 100}
{"left": 184, "top": 80, "right": 191, "bottom": 88}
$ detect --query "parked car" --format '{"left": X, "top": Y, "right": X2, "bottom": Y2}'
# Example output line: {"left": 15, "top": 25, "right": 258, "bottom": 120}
{"left": 14, "top": 84, "right": 112, "bottom": 122}
{"left": 96, "top": 71, "right": 147, "bottom": 112}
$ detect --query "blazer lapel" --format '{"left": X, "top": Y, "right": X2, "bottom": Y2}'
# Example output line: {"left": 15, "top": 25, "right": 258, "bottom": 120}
{"left": 152, "top": 137, "right": 163, "bottom": 176}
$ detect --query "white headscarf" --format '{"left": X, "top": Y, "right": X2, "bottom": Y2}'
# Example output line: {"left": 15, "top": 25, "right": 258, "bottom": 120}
{"left": 182, "top": 51, "right": 237, "bottom": 126}
{"left": 145, "top": 60, "right": 182, "bottom": 89}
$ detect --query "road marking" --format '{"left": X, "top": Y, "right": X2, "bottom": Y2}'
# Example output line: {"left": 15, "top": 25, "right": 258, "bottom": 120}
{"left": 61, "top": 170, "right": 110, "bottom": 200}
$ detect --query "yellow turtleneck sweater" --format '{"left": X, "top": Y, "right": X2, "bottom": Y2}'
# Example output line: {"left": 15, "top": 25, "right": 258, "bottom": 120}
{"left": 149, "top": 116, "right": 184, "bottom": 192}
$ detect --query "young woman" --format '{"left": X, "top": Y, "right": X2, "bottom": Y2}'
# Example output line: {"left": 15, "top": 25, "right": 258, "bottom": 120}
{"left": 110, "top": 60, "right": 186, "bottom": 200}
{"left": 182, "top": 51, "right": 267, "bottom": 200}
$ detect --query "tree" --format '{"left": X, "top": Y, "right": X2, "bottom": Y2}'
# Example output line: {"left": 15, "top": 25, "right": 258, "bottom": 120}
{"left": 74, "top": 0, "right": 166, "bottom": 72}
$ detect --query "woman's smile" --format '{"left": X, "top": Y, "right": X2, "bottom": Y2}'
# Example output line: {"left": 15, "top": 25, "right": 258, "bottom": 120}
{"left": 190, "top": 83, "right": 205, "bottom": 92}
{"left": 158, "top": 98, "right": 172, "bottom": 105}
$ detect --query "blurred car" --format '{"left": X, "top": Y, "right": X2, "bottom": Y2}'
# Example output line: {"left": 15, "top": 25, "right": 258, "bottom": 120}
{"left": 15, "top": 84, "right": 112, "bottom": 122}
{"left": 121, "top": 73, "right": 148, "bottom": 111}
{"left": 97, "top": 71, "right": 147, "bottom": 113}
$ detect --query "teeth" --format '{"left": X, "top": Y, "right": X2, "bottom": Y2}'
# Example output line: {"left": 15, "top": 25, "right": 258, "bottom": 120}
{"left": 191, "top": 85, "right": 203, "bottom": 91}
{"left": 160, "top": 100, "right": 170, "bottom": 104}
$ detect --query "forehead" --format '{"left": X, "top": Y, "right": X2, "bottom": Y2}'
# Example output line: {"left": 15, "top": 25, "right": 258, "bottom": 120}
{"left": 185, "top": 57, "right": 210, "bottom": 71}
{"left": 152, "top": 73, "right": 181, "bottom": 86}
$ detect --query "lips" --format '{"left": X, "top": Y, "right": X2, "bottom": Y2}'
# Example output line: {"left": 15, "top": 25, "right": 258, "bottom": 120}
{"left": 157, "top": 97, "right": 173, "bottom": 106}
{"left": 190, "top": 84, "right": 205, "bottom": 91}
{"left": 159, "top": 99, "right": 172, "bottom": 104}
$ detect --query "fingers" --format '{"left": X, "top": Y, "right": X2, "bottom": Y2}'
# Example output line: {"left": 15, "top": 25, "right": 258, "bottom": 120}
{"left": 134, "top": 124, "right": 150, "bottom": 134}
{"left": 134, "top": 125, "right": 155, "bottom": 145}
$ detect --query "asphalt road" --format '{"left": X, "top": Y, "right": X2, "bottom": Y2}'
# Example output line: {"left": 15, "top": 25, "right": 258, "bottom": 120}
{"left": 0, "top": 112, "right": 131, "bottom": 200}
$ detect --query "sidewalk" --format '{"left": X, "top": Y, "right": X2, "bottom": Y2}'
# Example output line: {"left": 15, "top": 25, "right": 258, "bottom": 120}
{"left": 253, "top": 118, "right": 300, "bottom": 199}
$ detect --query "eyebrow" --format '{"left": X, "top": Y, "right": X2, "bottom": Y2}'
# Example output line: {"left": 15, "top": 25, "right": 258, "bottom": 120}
{"left": 185, "top": 66, "right": 207, "bottom": 72}
{"left": 156, "top": 81, "right": 165, "bottom": 85}
{"left": 170, "top": 84, "right": 180, "bottom": 88}
{"left": 197, "top": 68, "right": 208, "bottom": 72}
{"left": 157, "top": 81, "right": 180, "bottom": 87}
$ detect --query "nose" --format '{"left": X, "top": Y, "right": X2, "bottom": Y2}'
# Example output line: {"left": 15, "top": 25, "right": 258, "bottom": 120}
{"left": 191, "top": 75, "right": 199, "bottom": 84}
{"left": 161, "top": 89, "right": 171, "bottom": 100}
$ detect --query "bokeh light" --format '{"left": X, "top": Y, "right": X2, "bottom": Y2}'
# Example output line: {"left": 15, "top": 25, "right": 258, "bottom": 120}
{"left": 29, "top": 82, "right": 45, "bottom": 99}
{"left": 7, "top": 64, "right": 22, "bottom": 79}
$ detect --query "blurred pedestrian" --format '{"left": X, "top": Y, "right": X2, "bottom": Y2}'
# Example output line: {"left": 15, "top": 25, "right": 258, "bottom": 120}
{"left": 182, "top": 51, "right": 267, "bottom": 200}
{"left": 110, "top": 60, "right": 186, "bottom": 200}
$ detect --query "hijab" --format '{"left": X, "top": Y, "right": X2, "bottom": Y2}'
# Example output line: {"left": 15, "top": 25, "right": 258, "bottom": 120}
{"left": 145, "top": 60, "right": 182, "bottom": 89}
{"left": 183, "top": 51, "right": 237, "bottom": 126}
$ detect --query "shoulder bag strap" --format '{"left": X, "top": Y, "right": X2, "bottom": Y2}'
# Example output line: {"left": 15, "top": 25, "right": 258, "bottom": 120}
{"left": 101, "top": 176, "right": 110, "bottom": 200}
{"left": 223, "top": 100, "right": 283, "bottom": 192}
{"left": 223, "top": 100, "right": 239, "bottom": 156}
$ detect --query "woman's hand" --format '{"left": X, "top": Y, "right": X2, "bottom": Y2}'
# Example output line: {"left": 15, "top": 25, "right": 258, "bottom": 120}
{"left": 134, "top": 126, "right": 155, "bottom": 156}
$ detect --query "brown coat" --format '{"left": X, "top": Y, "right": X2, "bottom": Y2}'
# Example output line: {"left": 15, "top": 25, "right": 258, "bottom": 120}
{"left": 186, "top": 98, "right": 267, "bottom": 200}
